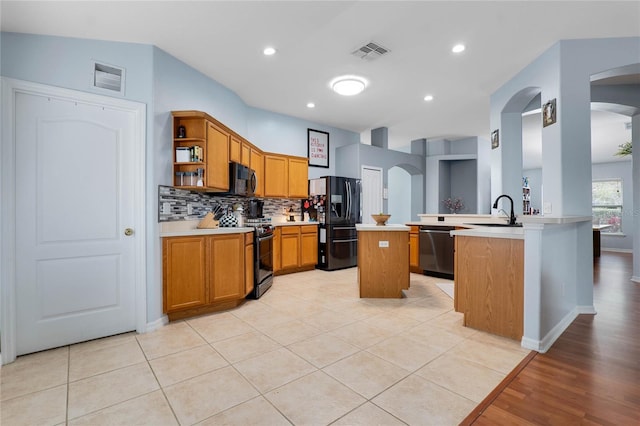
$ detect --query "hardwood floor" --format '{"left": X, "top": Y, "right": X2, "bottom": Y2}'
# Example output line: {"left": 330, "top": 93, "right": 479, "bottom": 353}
{"left": 462, "top": 251, "right": 640, "bottom": 425}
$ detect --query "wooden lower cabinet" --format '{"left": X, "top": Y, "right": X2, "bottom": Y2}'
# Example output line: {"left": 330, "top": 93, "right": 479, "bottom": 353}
{"left": 245, "top": 233, "right": 254, "bottom": 295}
{"left": 358, "top": 229, "right": 410, "bottom": 298}
{"left": 409, "top": 225, "right": 421, "bottom": 273}
{"left": 208, "top": 234, "right": 244, "bottom": 303}
{"left": 163, "top": 232, "right": 252, "bottom": 320}
{"left": 300, "top": 226, "right": 318, "bottom": 266}
{"left": 281, "top": 227, "right": 300, "bottom": 270}
{"left": 455, "top": 235, "right": 524, "bottom": 340}
{"left": 163, "top": 236, "right": 207, "bottom": 313}
{"left": 274, "top": 225, "right": 318, "bottom": 275}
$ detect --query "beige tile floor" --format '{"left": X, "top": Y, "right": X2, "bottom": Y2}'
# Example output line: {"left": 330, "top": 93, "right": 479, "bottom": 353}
{"left": 0, "top": 269, "right": 529, "bottom": 425}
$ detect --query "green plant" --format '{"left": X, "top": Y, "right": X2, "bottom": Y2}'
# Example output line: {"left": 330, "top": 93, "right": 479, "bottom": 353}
{"left": 615, "top": 141, "right": 632, "bottom": 156}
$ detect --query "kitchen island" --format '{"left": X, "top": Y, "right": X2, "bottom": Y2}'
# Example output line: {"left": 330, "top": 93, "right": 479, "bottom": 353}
{"left": 356, "top": 224, "right": 410, "bottom": 298}
{"left": 451, "top": 226, "right": 525, "bottom": 340}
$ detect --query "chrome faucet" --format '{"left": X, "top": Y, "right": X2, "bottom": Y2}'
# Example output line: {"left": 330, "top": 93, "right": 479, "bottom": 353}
{"left": 493, "top": 195, "right": 517, "bottom": 225}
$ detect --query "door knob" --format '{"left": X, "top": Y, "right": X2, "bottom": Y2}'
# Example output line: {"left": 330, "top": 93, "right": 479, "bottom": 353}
{"left": 124, "top": 228, "right": 134, "bottom": 236}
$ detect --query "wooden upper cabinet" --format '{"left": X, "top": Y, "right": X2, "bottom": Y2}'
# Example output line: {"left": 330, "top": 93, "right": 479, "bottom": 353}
{"left": 206, "top": 121, "right": 230, "bottom": 191}
{"left": 240, "top": 141, "right": 251, "bottom": 167}
{"left": 163, "top": 236, "right": 207, "bottom": 313}
{"left": 288, "top": 157, "right": 309, "bottom": 198}
{"left": 250, "top": 149, "right": 264, "bottom": 197}
{"left": 229, "top": 134, "right": 242, "bottom": 164}
{"left": 264, "top": 154, "right": 288, "bottom": 198}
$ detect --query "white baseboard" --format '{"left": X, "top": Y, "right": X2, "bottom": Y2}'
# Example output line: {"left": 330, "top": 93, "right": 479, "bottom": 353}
{"left": 521, "top": 306, "right": 594, "bottom": 353}
{"left": 145, "top": 316, "right": 168, "bottom": 333}
{"left": 601, "top": 248, "right": 633, "bottom": 253}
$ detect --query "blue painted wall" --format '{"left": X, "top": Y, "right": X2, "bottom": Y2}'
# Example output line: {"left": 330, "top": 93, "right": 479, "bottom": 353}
{"left": 1, "top": 31, "right": 360, "bottom": 325}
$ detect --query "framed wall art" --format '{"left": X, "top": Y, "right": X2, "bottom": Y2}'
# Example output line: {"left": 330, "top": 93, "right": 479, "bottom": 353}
{"left": 308, "top": 128, "right": 329, "bottom": 168}
{"left": 491, "top": 129, "right": 499, "bottom": 149}
{"left": 542, "top": 99, "right": 556, "bottom": 127}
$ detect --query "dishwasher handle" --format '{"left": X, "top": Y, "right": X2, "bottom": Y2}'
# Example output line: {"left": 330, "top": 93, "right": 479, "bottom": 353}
{"left": 419, "top": 229, "right": 452, "bottom": 234}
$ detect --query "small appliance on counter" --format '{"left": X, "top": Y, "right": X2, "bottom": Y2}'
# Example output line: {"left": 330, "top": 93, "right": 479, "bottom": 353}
{"left": 248, "top": 199, "right": 264, "bottom": 219}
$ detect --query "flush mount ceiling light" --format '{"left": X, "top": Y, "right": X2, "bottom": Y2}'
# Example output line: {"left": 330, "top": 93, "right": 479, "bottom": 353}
{"left": 306, "top": 102, "right": 315, "bottom": 108}
{"left": 263, "top": 46, "right": 276, "bottom": 56}
{"left": 330, "top": 75, "right": 367, "bottom": 96}
{"left": 452, "top": 43, "right": 466, "bottom": 53}
{"left": 424, "top": 94, "right": 434, "bottom": 101}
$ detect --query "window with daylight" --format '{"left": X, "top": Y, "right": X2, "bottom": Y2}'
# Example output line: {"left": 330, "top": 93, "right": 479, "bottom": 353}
{"left": 592, "top": 179, "right": 623, "bottom": 234}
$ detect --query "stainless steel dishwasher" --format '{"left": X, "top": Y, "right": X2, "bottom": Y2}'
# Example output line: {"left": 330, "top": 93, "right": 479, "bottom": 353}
{"left": 419, "top": 225, "right": 455, "bottom": 279}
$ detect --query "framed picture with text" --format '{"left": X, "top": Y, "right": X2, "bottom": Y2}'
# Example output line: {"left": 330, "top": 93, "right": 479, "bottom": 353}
{"left": 308, "top": 129, "right": 329, "bottom": 168}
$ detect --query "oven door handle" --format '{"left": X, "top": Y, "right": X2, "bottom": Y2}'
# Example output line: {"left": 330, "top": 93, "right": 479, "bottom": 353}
{"left": 257, "top": 234, "right": 274, "bottom": 242}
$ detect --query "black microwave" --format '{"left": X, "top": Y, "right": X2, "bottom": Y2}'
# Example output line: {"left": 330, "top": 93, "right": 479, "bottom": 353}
{"left": 228, "top": 162, "right": 256, "bottom": 197}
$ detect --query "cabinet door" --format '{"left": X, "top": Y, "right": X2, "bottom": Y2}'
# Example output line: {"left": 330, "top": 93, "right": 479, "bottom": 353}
{"left": 264, "top": 154, "right": 288, "bottom": 198}
{"left": 245, "top": 241, "right": 254, "bottom": 296}
{"left": 250, "top": 149, "right": 264, "bottom": 197}
{"left": 241, "top": 141, "right": 251, "bottom": 167}
{"left": 229, "top": 134, "right": 242, "bottom": 164}
{"left": 409, "top": 231, "right": 420, "bottom": 272}
{"left": 288, "top": 157, "right": 309, "bottom": 198}
{"left": 273, "top": 227, "right": 281, "bottom": 272}
{"left": 281, "top": 235, "right": 300, "bottom": 269}
{"left": 206, "top": 122, "right": 230, "bottom": 190}
{"left": 208, "top": 234, "right": 244, "bottom": 302}
{"left": 280, "top": 227, "right": 300, "bottom": 269}
{"left": 300, "top": 227, "right": 318, "bottom": 267}
{"left": 163, "top": 237, "right": 207, "bottom": 313}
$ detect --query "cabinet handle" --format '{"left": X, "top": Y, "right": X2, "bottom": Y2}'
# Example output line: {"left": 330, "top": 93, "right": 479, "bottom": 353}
{"left": 124, "top": 228, "right": 134, "bottom": 236}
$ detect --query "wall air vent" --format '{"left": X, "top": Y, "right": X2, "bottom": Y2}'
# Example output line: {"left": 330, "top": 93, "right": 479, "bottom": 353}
{"left": 351, "top": 41, "right": 390, "bottom": 61}
{"left": 92, "top": 61, "right": 125, "bottom": 94}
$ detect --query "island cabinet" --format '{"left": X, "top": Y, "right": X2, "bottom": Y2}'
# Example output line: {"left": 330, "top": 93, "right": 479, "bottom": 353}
{"left": 454, "top": 235, "right": 524, "bottom": 340}
{"left": 264, "top": 153, "right": 309, "bottom": 199}
{"left": 408, "top": 225, "right": 421, "bottom": 273}
{"left": 163, "top": 232, "right": 253, "bottom": 320}
{"left": 357, "top": 226, "right": 410, "bottom": 298}
{"left": 274, "top": 225, "right": 318, "bottom": 275}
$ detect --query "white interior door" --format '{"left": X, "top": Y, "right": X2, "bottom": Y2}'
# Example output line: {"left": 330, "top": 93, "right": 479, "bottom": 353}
{"left": 361, "top": 165, "right": 383, "bottom": 224}
{"left": 14, "top": 91, "right": 138, "bottom": 355}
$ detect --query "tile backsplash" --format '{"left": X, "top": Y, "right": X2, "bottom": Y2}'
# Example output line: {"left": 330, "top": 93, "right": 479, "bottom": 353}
{"left": 158, "top": 185, "right": 302, "bottom": 222}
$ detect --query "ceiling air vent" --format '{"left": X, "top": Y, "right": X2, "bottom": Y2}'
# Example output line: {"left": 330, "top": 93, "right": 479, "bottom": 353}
{"left": 92, "top": 61, "right": 125, "bottom": 94}
{"left": 351, "top": 41, "right": 390, "bottom": 61}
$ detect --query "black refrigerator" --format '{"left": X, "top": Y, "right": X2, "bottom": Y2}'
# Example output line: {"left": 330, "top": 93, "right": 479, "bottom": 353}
{"left": 303, "top": 176, "right": 361, "bottom": 271}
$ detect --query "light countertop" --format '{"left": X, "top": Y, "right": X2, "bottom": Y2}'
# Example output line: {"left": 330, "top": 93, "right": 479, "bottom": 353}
{"left": 450, "top": 226, "right": 525, "bottom": 240}
{"left": 356, "top": 224, "right": 410, "bottom": 231}
{"left": 160, "top": 220, "right": 254, "bottom": 237}
{"left": 272, "top": 221, "right": 319, "bottom": 227}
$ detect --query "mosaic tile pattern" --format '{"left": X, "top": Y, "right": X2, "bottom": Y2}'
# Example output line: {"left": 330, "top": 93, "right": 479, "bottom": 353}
{"left": 158, "top": 186, "right": 302, "bottom": 222}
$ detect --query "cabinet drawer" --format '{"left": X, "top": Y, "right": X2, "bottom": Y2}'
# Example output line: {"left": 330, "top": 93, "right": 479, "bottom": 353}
{"left": 281, "top": 226, "right": 300, "bottom": 235}
{"left": 245, "top": 232, "right": 253, "bottom": 244}
{"left": 300, "top": 225, "right": 317, "bottom": 234}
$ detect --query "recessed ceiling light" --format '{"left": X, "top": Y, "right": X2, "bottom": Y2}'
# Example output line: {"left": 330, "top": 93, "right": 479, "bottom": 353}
{"left": 307, "top": 102, "right": 315, "bottom": 108}
{"left": 424, "top": 95, "right": 434, "bottom": 101}
{"left": 330, "top": 75, "right": 368, "bottom": 96}
{"left": 263, "top": 47, "right": 276, "bottom": 56}
{"left": 452, "top": 43, "right": 465, "bottom": 53}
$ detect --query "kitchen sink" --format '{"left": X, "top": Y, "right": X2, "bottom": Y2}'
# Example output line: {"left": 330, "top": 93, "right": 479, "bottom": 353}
{"left": 465, "top": 222, "right": 523, "bottom": 227}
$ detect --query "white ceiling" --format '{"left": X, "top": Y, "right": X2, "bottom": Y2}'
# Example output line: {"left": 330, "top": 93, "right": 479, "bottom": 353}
{"left": 1, "top": 1, "right": 637, "bottom": 165}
